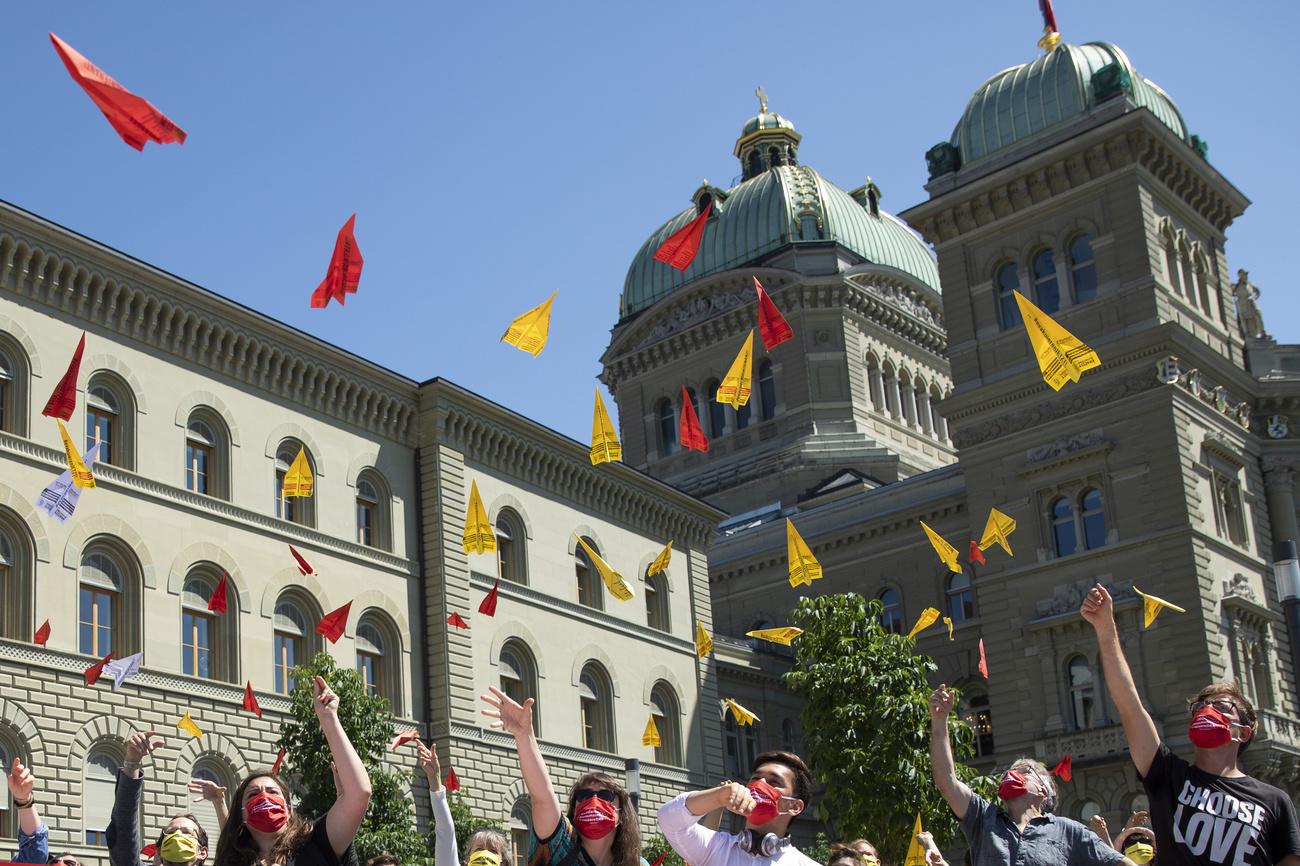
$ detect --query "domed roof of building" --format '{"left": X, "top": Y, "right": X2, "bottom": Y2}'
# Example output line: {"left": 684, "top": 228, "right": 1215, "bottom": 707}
{"left": 952, "top": 41, "right": 1189, "bottom": 166}
{"left": 621, "top": 165, "right": 941, "bottom": 320}
{"left": 741, "top": 111, "right": 796, "bottom": 136}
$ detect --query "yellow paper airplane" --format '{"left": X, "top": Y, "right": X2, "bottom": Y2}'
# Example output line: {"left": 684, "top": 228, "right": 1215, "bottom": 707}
{"left": 943, "top": 616, "right": 954, "bottom": 640}
{"left": 787, "top": 519, "right": 822, "bottom": 587}
{"left": 746, "top": 626, "right": 803, "bottom": 645}
{"left": 1014, "top": 291, "right": 1101, "bottom": 391}
{"left": 725, "top": 698, "right": 759, "bottom": 726}
{"left": 500, "top": 290, "right": 557, "bottom": 356}
{"left": 176, "top": 710, "right": 203, "bottom": 738}
{"left": 648, "top": 541, "right": 673, "bottom": 576}
{"left": 1134, "top": 587, "right": 1186, "bottom": 627}
{"left": 979, "top": 508, "right": 1016, "bottom": 556}
{"left": 590, "top": 390, "right": 622, "bottom": 465}
{"left": 282, "top": 447, "right": 314, "bottom": 497}
{"left": 463, "top": 480, "right": 496, "bottom": 555}
{"left": 717, "top": 331, "right": 754, "bottom": 408}
{"left": 921, "top": 521, "right": 962, "bottom": 573}
{"left": 903, "top": 815, "right": 926, "bottom": 866}
{"left": 908, "top": 607, "right": 941, "bottom": 639}
{"left": 574, "top": 534, "right": 634, "bottom": 601}
{"left": 695, "top": 621, "right": 713, "bottom": 657}
{"left": 57, "top": 419, "right": 96, "bottom": 489}
{"left": 642, "top": 715, "right": 661, "bottom": 747}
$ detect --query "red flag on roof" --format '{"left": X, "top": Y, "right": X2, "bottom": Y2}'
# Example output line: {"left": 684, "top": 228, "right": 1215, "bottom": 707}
{"left": 272, "top": 748, "right": 286, "bottom": 776}
{"left": 1040, "top": 0, "right": 1059, "bottom": 33}
{"left": 42, "top": 332, "right": 85, "bottom": 421}
{"left": 49, "top": 34, "right": 186, "bottom": 151}
{"left": 968, "top": 541, "right": 985, "bottom": 566}
{"left": 447, "top": 612, "right": 468, "bottom": 630}
{"left": 311, "top": 215, "right": 364, "bottom": 308}
{"left": 978, "top": 639, "right": 988, "bottom": 678}
{"left": 479, "top": 579, "right": 500, "bottom": 617}
{"left": 242, "top": 681, "right": 261, "bottom": 719}
{"left": 85, "top": 651, "right": 113, "bottom": 686}
{"left": 208, "top": 572, "right": 228, "bottom": 614}
{"left": 1050, "top": 754, "right": 1072, "bottom": 781}
{"left": 141, "top": 845, "right": 157, "bottom": 858}
{"left": 289, "top": 545, "right": 317, "bottom": 576}
{"left": 34, "top": 620, "right": 50, "bottom": 647}
{"left": 316, "top": 601, "right": 352, "bottom": 643}
{"left": 754, "top": 278, "right": 793, "bottom": 350}
{"left": 653, "top": 202, "right": 711, "bottom": 271}
{"left": 679, "top": 386, "right": 709, "bottom": 453}
{"left": 390, "top": 730, "right": 419, "bottom": 750}
{"left": 445, "top": 767, "right": 460, "bottom": 792}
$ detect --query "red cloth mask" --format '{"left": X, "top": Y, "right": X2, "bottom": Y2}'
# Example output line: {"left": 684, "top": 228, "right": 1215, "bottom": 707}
{"left": 1188, "top": 706, "right": 1234, "bottom": 748}
{"left": 997, "top": 770, "right": 1034, "bottom": 801}
{"left": 746, "top": 779, "right": 783, "bottom": 826}
{"left": 244, "top": 792, "right": 289, "bottom": 833}
{"left": 574, "top": 795, "right": 618, "bottom": 840}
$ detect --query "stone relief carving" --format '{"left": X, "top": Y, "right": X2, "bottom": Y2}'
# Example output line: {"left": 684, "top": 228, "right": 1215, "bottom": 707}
{"left": 635, "top": 288, "right": 751, "bottom": 348}
{"left": 1026, "top": 431, "right": 1105, "bottom": 465}
{"left": 1036, "top": 577, "right": 1135, "bottom": 618}
{"left": 1222, "top": 573, "right": 1258, "bottom": 603}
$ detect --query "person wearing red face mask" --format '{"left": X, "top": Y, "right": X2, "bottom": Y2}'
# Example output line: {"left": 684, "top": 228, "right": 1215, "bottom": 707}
{"left": 1082, "top": 584, "right": 1300, "bottom": 866}
{"left": 480, "top": 686, "right": 645, "bottom": 866}
{"left": 930, "top": 685, "right": 1132, "bottom": 866}
{"left": 212, "top": 676, "right": 370, "bottom": 866}
{"left": 655, "top": 750, "right": 818, "bottom": 866}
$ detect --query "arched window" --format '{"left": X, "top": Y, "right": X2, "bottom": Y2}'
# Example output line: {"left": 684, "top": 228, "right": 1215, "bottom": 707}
{"left": 724, "top": 714, "right": 759, "bottom": 779}
{"left": 0, "top": 515, "right": 33, "bottom": 641}
{"left": 274, "top": 598, "right": 310, "bottom": 695}
{"left": 758, "top": 361, "right": 776, "bottom": 421}
{"left": 707, "top": 381, "right": 726, "bottom": 437}
{"left": 650, "top": 684, "right": 682, "bottom": 766}
{"left": 510, "top": 801, "right": 533, "bottom": 866}
{"left": 698, "top": 193, "right": 713, "bottom": 216}
{"left": 356, "top": 612, "right": 401, "bottom": 713}
{"left": 84, "top": 748, "right": 120, "bottom": 846}
{"left": 962, "top": 692, "right": 994, "bottom": 757}
{"left": 496, "top": 507, "right": 528, "bottom": 585}
{"left": 645, "top": 572, "right": 669, "bottom": 633}
{"left": 1165, "top": 237, "right": 1183, "bottom": 297}
{"left": 85, "top": 383, "right": 118, "bottom": 466}
{"left": 1069, "top": 235, "right": 1097, "bottom": 303}
{"left": 1068, "top": 655, "right": 1096, "bottom": 729}
{"left": 657, "top": 399, "right": 675, "bottom": 457}
{"left": 866, "top": 355, "right": 885, "bottom": 412}
{"left": 947, "top": 572, "right": 973, "bottom": 623}
{"left": 186, "top": 418, "right": 215, "bottom": 495}
{"left": 748, "top": 151, "right": 762, "bottom": 178}
{"left": 190, "top": 759, "right": 234, "bottom": 846}
{"left": 1081, "top": 489, "right": 1107, "bottom": 549}
{"left": 781, "top": 719, "right": 795, "bottom": 752}
{"left": 1080, "top": 802, "right": 1102, "bottom": 823}
{"left": 500, "top": 642, "right": 538, "bottom": 735}
{"left": 181, "top": 574, "right": 218, "bottom": 680}
{"left": 275, "top": 441, "right": 315, "bottom": 527}
{"left": 1182, "top": 251, "right": 1200, "bottom": 314}
{"left": 579, "top": 664, "right": 614, "bottom": 752}
{"left": 867, "top": 187, "right": 880, "bottom": 217}
{"left": 736, "top": 398, "right": 751, "bottom": 430}
{"left": 355, "top": 470, "right": 392, "bottom": 552}
{"left": 1130, "top": 793, "right": 1150, "bottom": 814}
{"left": 879, "top": 588, "right": 902, "bottom": 635}
{"left": 768, "top": 147, "right": 782, "bottom": 168}
{"left": 683, "top": 387, "right": 700, "bottom": 426}
{"left": 356, "top": 620, "right": 384, "bottom": 698}
{"left": 1032, "top": 249, "right": 1059, "bottom": 313}
{"left": 356, "top": 479, "right": 377, "bottom": 547}
{"left": 996, "top": 264, "right": 1021, "bottom": 330}
{"left": 575, "top": 537, "right": 603, "bottom": 611}
{"left": 0, "top": 531, "right": 9, "bottom": 642}
{"left": 1052, "top": 497, "right": 1078, "bottom": 557}
{"left": 79, "top": 550, "right": 122, "bottom": 657}
{"left": 0, "top": 337, "right": 30, "bottom": 437}
{"left": 0, "top": 348, "right": 11, "bottom": 435}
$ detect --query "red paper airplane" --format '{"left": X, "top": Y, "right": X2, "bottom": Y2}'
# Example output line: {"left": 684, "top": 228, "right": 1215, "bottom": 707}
{"left": 289, "top": 545, "right": 318, "bottom": 576}
{"left": 445, "top": 767, "right": 460, "bottom": 792}
{"left": 141, "top": 845, "right": 157, "bottom": 858}
{"left": 34, "top": 620, "right": 50, "bottom": 647}
{"left": 311, "top": 215, "right": 364, "bottom": 308}
{"left": 85, "top": 651, "right": 114, "bottom": 686}
{"left": 1050, "top": 754, "right": 1072, "bottom": 781}
{"left": 447, "top": 612, "right": 468, "bottom": 630}
{"left": 679, "top": 386, "right": 709, "bottom": 453}
{"left": 390, "top": 730, "right": 419, "bottom": 750}
{"left": 968, "top": 541, "right": 985, "bottom": 566}
{"left": 653, "top": 202, "right": 711, "bottom": 271}
{"left": 208, "top": 572, "right": 228, "bottom": 614}
{"left": 42, "top": 332, "right": 85, "bottom": 421}
{"left": 649, "top": 855, "right": 667, "bottom": 866}
{"left": 49, "top": 34, "right": 186, "bottom": 151}
{"left": 479, "top": 580, "right": 500, "bottom": 617}
{"left": 1040, "top": 0, "right": 1059, "bottom": 33}
{"left": 754, "top": 278, "right": 793, "bottom": 350}
{"left": 316, "top": 601, "right": 352, "bottom": 644}
{"left": 272, "top": 747, "right": 286, "bottom": 776}
{"left": 242, "top": 681, "right": 261, "bottom": 719}
{"left": 978, "top": 639, "right": 988, "bottom": 678}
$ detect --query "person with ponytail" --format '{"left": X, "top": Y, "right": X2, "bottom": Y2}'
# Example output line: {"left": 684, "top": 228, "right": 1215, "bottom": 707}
{"left": 214, "top": 676, "right": 371, "bottom": 866}
{"left": 480, "top": 685, "right": 642, "bottom": 866}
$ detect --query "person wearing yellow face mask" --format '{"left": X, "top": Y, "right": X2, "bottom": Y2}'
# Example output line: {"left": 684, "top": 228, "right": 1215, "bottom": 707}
{"left": 106, "top": 731, "right": 211, "bottom": 866}
{"left": 1113, "top": 828, "right": 1156, "bottom": 866}
{"left": 417, "top": 738, "right": 511, "bottom": 866}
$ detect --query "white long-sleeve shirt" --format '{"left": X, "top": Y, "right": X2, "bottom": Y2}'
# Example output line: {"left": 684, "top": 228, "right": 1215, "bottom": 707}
{"left": 431, "top": 788, "right": 460, "bottom": 866}
{"left": 657, "top": 794, "right": 820, "bottom": 866}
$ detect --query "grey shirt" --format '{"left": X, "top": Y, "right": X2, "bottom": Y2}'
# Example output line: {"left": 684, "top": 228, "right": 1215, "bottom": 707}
{"left": 959, "top": 791, "right": 1123, "bottom": 866}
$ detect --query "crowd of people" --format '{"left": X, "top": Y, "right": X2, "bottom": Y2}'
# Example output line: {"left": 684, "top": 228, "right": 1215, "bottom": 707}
{"left": 8, "top": 588, "right": 1300, "bottom": 866}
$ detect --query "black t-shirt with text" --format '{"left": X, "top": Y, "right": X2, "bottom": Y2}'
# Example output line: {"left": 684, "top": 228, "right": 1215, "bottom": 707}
{"left": 1141, "top": 742, "right": 1300, "bottom": 866}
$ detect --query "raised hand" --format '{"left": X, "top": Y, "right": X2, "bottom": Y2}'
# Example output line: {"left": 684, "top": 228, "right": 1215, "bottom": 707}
{"left": 718, "top": 780, "right": 755, "bottom": 817}
{"left": 313, "top": 676, "right": 340, "bottom": 719}
{"left": 416, "top": 739, "right": 442, "bottom": 789}
{"left": 125, "top": 730, "right": 164, "bottom": 764}
{"left": 480, "top": 685, "right": 534, "bottom": 738}
{"left": 188, "top": 777, "right": 227, "bottom": 804}
{"left": 1125, "top": 810, "right": 1149, "bottom": 830}
{"left": 1080, "top": 583, "right": 1115, "bottom": 630}
{"left": 1089, "top": 814, "right": 1112, "bottom": 846}
{"left": 7, "top": 758, "right": 33, "bottom": 802}
{"left": 929, "top": 685, "right": 956, "bottom": 721}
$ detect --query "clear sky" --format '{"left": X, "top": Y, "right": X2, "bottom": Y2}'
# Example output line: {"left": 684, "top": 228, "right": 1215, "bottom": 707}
{"left": 4, "top": 1, "right": 1295, "bottom": 443}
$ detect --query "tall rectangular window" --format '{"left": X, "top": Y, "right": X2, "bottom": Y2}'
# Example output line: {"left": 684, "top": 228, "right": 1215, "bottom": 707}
{"left": 357, "top": 651, "right": 380, "bottom": 696}
{"left": 79, "top": 586, "right": 115, "bottom": 656}
{"left": 186, "top": 442, "right": 211, "bottom": 494}
{"left": 182, "top": 610, "right": 214, "bottom": 679}
{"left": 274, "top": 632, "right": 300, "bottom": 695}
{"left": 86, "top": 407, "right": 115, "bottom": 464}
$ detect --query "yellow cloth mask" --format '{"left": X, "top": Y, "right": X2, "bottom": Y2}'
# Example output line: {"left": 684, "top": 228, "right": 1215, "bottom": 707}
{"left": 1124, "top": 843, "right": 1155, "bottom": 865}
{"left": 469, "top": 851, "right": 501, "bottom": 866}
{"left": 161, "top": 831, "right": 201, "bottom": 863}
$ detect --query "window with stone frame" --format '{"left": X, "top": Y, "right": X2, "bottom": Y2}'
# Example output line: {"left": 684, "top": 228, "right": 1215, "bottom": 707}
{"left": 959, "top": 689, "right": 995, "bottom": 757}
{"left": 1036, "top": 470, "right": 1112, "bottom": 560}
{"left": 0, "top": 335, "right": 30, "bottom": 437}
{"left": 1222, "top": 585, "right": 1276, "bottom": 713}
{"left": 1203, "top": 441, "right": 1250, "bottom": 548}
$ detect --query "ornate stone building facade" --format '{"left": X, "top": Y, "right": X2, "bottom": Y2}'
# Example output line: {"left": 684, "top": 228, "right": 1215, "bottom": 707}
{"left": 0, "top": 200, "right": 725, "bottom": 864}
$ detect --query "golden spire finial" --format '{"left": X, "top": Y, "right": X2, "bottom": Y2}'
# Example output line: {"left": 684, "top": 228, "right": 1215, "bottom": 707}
{"left": 756, "top": 86, "right": 768, "bottom": 115}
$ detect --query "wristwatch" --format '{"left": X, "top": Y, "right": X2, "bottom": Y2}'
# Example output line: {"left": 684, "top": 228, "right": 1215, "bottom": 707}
{"left": 123, "top": 759, "right": 142, "bottom": 775}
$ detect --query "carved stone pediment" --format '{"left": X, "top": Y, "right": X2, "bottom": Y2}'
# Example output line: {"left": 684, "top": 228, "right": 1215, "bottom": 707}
{"left": 1026, "top": 430, "right": 1106, "bottom": 465}
{"left": 634, "top": 288, "right": 751, "bottom": 349}
{"left": 1035, "top": 577, "right": 1135, "bottom": 619}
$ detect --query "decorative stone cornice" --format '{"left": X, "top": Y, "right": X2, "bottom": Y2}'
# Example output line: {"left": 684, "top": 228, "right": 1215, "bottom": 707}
{"left": 0, "top": 208, "right": 418, "bottom": 446}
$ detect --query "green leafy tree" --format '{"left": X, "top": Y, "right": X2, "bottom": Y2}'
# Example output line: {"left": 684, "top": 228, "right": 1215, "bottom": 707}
{"left": 784, "top": 594, "right": 996, "bottom": 865}
{"left": 277, "top": 652, "right": 430, "bottom": 865}
{"left": 641, "top": 830, "right": 685, "bottom": 866}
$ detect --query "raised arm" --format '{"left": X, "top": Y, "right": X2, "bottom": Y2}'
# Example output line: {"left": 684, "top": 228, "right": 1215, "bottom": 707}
{"left": 187, "top": 778, "right": 229, "bottom": 829}
{"left": 8, "top": 758, "right": 47, "bottom": 865}
{"left": 929, "top": 685, "right": 972, "bottom": 820}
{"left": 1081, "top": 585, "right": 1160, "bottom": 776}
{"left": 316, "top": 676, "right": 372, "bottom": 857}
{"left": 482, "top": 685, "right": 561, "bottom": 838}
{"left": 418, "top": 740, "right": 459, "bottom": 866}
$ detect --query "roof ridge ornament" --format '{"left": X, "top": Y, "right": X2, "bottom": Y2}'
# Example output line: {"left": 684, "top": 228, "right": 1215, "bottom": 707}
{"left": 756, "top": 86, "right": 768, "bottom": 115}
{"left": 1037, "top": 0, "right": 1062, "bottom": 51}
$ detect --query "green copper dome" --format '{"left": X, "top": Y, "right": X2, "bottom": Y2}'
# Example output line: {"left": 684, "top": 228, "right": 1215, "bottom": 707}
{"left": 952, "top": 42, "right": 1189, "bottom": 166}
{"left": 621, "top": 166, "right": 941, "bottom": 319}
{"left": 741, "top": 112, "right": 796, "bottom": 136}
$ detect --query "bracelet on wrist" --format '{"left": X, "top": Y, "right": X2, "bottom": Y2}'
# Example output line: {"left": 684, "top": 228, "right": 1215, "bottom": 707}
{"left": 13, "top": 795, "right": 33, "bottom": 809}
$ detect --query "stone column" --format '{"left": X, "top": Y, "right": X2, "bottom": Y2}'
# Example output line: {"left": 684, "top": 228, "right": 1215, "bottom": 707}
{"left": 903, "top": 383, "right": 920, "bottom": 429}
{"left": 1263, "top": 459, "right": 1300, "bottom": 546}
{"left": 886, "top": 376, "right": 902, "bottom": 421}
{"left": 917, "top": 391, "right": 933, "bottom": 436}
{"left": 869, "top": 367, "right": 885, "bottom": 413}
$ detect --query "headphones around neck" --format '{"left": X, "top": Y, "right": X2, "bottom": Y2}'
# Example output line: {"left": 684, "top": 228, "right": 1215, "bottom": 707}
{"left": 738, "top": 830, "right": 791, "bottom": 858}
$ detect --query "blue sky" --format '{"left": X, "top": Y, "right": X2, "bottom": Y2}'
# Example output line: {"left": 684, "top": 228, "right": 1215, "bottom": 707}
{"left": 4, "top": 1, "right": 1295, "bottom": 442}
